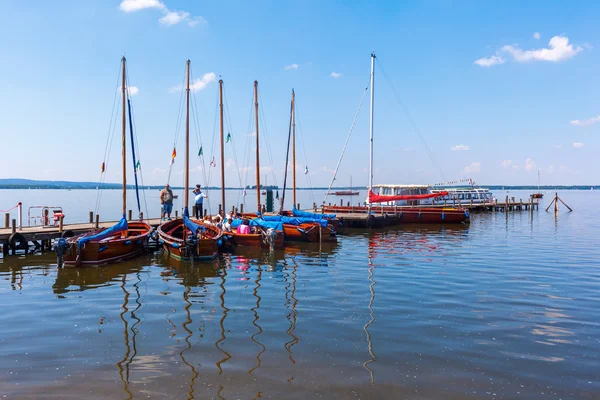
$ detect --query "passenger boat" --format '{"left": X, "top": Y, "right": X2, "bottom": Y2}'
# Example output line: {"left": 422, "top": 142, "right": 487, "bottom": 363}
{"left": 157, "top": 60, "right": 222, "bottom": 261}
{"left": 430, "top": 187, "right": 495, "bottom": 205}
{"left": 62, "top": 57, "right": 152, "bottom": 266}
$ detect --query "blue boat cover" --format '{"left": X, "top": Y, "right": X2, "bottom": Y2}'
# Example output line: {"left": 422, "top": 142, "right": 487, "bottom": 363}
{"left": 79, "top": 215, "right": 128, "bottom": 247}
{"left": 261, "top": 215, "right": 329, "bottom": 227}
{"left": 183, "top": 207, "right": 204, "bottom": 234}
{"left": 292, "top": 207, "right": 336, "bottom": 220}
{"left": 230, "top": 218, "right": 283, "bottom": 231}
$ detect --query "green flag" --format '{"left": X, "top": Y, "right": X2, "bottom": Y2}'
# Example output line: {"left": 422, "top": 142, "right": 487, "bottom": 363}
{"left": 197, "top": 146, "right": 203, "bottom": 157}
{"left": 226, "top": 132, "right": 231, "bottom": 143}
{"left": 135, "top": 160, "right": 141, "bottom": 171}
{"left": 276, "top": 190, "right": 279, "bottom": 199}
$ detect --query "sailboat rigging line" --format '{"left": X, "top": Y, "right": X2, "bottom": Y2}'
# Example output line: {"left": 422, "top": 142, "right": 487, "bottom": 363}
{"left": 375, "top": 58, "right": 447, "bottom": 182}
{"left": 94, "top": 63, "right": 123, "bottom": 217}
{"left": 127, "top": 97, "right": 142, "bottom": 215}
{"left": 323, "top": 80, "right": 370, "bottom": 205}
{"left": 294, "top": 104, "right": 316, "bottom": 205}
{"left": 241, "top": 93, "right": 255, "bottom": 206}
{"left": 167, "top": 68, "right": 187, "bottom": 185}
{"left": 279, "top": 96, "right": 294, "bottom": 214}
{"left": 222, "top": 86, "right": 246, "bottom": 206}
{"left": 189, "top": 70, "right": 212, "bottom": 213}
{"left": 257, "top": 90, "right": 279, "bottom": 188}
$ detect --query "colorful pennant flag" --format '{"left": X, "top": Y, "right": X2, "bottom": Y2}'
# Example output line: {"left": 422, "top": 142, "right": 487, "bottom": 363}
{"left": 101, "top": 162, "right": 105, "bottom": 173}
{"left": 210, "top": 157, "right": 216, "bottom": 167}
{"left": 304, "top": 166, "right": 309, "bottom": 175}
{"left": 135, "top": 160, "right": 141, "bottom": 171}
{"left": 197, "top": 146, "right": 203, "bottom": 157}
{"left": 243, "top": 188, "right": 247, "bottom": 197}
{"left": 226, "top": 132, "right": 231, "bottom": 143}
{"left": 170, "top": 147, "right": 177, "bottom": 165}
{"left": 275, "top": 190, "right": 279, "bottom": 199}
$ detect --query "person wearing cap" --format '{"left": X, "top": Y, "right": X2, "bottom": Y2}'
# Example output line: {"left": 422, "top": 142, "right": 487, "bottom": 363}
{"left": 160, "top": 184, "right": 174, "bottom": 220}
{"left": 192, "top": 184, "right": 207, "bottom": 219}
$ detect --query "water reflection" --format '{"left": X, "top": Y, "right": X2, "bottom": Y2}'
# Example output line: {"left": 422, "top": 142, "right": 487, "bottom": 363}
{"left": 180, "top": 285, "right": 199, "bottom": 400}
{"left": 249, "top": 266, "right": 265, "bottom": 375}
{"left": 364, "top": 234, "right": 378, "bottom": 384}
{"left": 53, "top": 263, "right": 143, "bottom": 294}
{"left": 117, "top": 275, "right": 134, "bottom": 400}
{"left": 215, "top": 266, "right": 231, "bottom": 374}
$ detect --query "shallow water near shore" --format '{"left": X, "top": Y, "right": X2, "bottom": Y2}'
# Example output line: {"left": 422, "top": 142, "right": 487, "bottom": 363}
{"left": 1, "top": 190, "right": 599, "bottom": 399}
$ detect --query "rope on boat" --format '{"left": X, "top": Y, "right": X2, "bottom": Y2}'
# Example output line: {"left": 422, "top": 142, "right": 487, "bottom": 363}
{"left": 375, "top": 57, "right": 447, "bottom": 182}
{"left": 0, "top": 203, "right": 19, "bottom": 213}
{"left": 294, "top": 102, "right": 316, "bottom": 206}
{"left": 190, "top": 68, "right": 212, "bottom": 214}
{"left": 223, "top": 84, "right": 246, "bottom": 209}
{"left": 323, "top": 79, "right": 370, "bottom": 206}
{"left": 166, "top": 65, "right": 187, "bottom": 185}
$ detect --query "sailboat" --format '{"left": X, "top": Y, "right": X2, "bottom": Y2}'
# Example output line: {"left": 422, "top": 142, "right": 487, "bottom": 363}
{"left": 157, "top": 60, "right": 223, "bottom": 261}
{"left": 531, "top": 169, "right": 543, "bottom": 199}
{"left": 322, "top": 52, "right": 468, "bottom": 224}
{"left": 218, "top": 80, "right": 284, "bottom": 249}
{"left": 62, "top": 57, "right": 152, "bottom": 266}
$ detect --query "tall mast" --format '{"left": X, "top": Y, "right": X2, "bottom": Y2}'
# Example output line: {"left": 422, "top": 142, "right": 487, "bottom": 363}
{"left": 368, "top": 52, "right": 375, "bottom": 214}
{"left": 254, "top": 81, "right": 261, "bottom": 214}
{"left": 537, "top": 169, "right": 540, "bottom": 193}
{"left": 121, "top": 57, "right": 127, "bottom": 216}
{"left": 219, "top": 79, "right": 225, "bottom": 215}
{"left": 184, "top": 60, "right": 190, "bottom": 211}
{"left": 292, "top": 89, "right": 296, "bottom": 207}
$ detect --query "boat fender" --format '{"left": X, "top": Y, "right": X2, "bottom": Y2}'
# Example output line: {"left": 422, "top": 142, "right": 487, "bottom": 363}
{"left": 136, "top": 239, "right": 142, "bottom": 245}
{"left": 441, "top": 212, "right": 445, "bottom": 220}
{"left": 217, "top": 239, "right": 223, "bottom": 247}
{"left": 172, "top": 243, "right": 180, "bottom": 249}
{"left": 464, "top": 211, "right": 470, "bottom": 219}
{"left": 8, "top": 232, "right": 28, "bottom": 253}
{"left": 125, "top": 240, "right": 131, "bottom": 245}
{"left": 98, "top": 245, "right": 108, "bottom": 252}
{"left": 418, "top": 211, "right": 422, "bottom": 220}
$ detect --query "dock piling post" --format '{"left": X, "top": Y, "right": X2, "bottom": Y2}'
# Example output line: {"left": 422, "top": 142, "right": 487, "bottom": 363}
{"left": 128, "top": 210, "right": 132, "bottom": 221}
{"left": 192, "top": 205, "right": 196, "bottom": 217}
{"left": 313, "top": 203, "right": 317, "bottom": 212}
{"left": 59, "top": 216, "right": 64, "bottom": 233}
{"left": 140, "top": 212, "right": 144, "bottom": 220}
{"left": 89, "top": 211, "right": 94, "bottom": 224}
{"left": 240, "top": 204, "right": 244, "bottom": 214}
{"left": 204, "top": 208, "right": 207, "bottom": 218}
{"left": 218, "top": 204, "right": 222, "bottom": 215}
{"left": 4, "top": 213, "right": 9, "bottom": 229}
{"left": 17, "top": 202, "right": 22, "bottom": 231}
{"left": 95, "top": 214, "right": 100, "bottom": 229}
{"left": 175, "top": 210, "right": 178, "bottom": 219}
{"left": 11, "top": 219, "right": 16, "bottom": 234}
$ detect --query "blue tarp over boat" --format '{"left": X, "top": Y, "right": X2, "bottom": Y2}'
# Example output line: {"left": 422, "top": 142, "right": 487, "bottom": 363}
{"left": 292, "top": 207, "right": 336, "bottom": 220}
{"left": 230, "top": 218, "right": 283, "bottom": 231}
{"left": 183, "top": 208, "right": 204, "bottom": 234}
{"left": 261, "top": 215, "right": 329, "bottom": 227}
{"left": 78, "top": 215, "right": 128, "bottom": 247}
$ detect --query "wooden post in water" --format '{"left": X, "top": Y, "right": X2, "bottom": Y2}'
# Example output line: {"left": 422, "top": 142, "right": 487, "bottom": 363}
{"left": 11, "top": 219, "right": 16, "bottom": 234}
{"left": 89, "top": 211, "right": 94, "bottom": 224}
{"left": 128, "top": 210, "right": 132, "bottom": 221}
{"left": 218, "top": 204, "right": 222, "bottom": 215}
{"left": 59, "top": 216, "right": 64, "bottom": 233}
{"left": 240, "top": 204, "right": 244, "bottom": 214}
{"left": 95, "top": 214, "right": 100, "bottom": 228}
{"left": 297, "top": 203, "right": 300, "bottom": 210}
{"left": 4, "top": 213, "right": 9, "bottom": 229}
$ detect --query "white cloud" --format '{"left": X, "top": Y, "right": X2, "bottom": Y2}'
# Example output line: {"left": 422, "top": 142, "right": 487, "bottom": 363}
{"left": 159, "top": 10, "right": 189, "bottom": 25}
{"left": 169, "top": 72, "right": 216, "bottom": 93}
{"left": 500, "top": 159, "right": 513, "bottom": 168}
{"left": 330, "top": 72, "right": 342, "bottom": 78}
{"left": 119, "top": 0, "right": 165, "bottom": 13}
{"left": 120, "top": 0, "right": 205, "bottom": 27}
{"left": 573, "top": 142, "right": 584, "bottom": 148}
{"left": 284, "top": 64, "right": 299, "bottom": 71}
{"left": 570, "top": 115, "right": 600, "bottom": 127}
{"left": 450, "top": 144, "right": 470, "bottom": 151}
{"left": 475, "top": 35, "right": 583, "bottom": 67}
{"left": 128, "top": 86, "right": 139, "bottom": 96}
{"left": 502, "top": 36, "right": 582, "bottom": 63}
{"left": 525, "top": 157, "right": 536, "bottom": 171}
{"left": 474, "top": 55, "right": 505, "bottom": 67}
{"left": 463, "top": 162, "right": 481, "bottom": 174}
{"left": 533, "top": 32, "right": 541, "bottom": 40}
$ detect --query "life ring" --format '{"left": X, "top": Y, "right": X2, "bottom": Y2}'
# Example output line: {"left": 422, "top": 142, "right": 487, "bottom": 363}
{"left": 8, "top": 232, "right": 28, "bottom": 253}
{"left": 61, "top": 230, "right": 74, "bottom": 238}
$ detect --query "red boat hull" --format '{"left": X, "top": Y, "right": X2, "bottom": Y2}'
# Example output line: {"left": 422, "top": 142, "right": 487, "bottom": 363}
{"left": 322, "top": 206, "right": 469, "bottom": 224}
{"left": 157, "top": 218, "right": 222, "bottom": 261}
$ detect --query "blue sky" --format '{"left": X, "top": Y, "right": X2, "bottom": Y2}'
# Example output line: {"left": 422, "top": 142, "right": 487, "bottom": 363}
{"left": 0, "top": 0, "right": 598, "bottom": 187}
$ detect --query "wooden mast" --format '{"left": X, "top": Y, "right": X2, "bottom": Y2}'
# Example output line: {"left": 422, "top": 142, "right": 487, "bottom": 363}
{"left": 368, "top": 52, "right": 375, "bottom": 215}
{"left": 184, "top": 60, "right": 190, "bottom": 212}
{"left": 292, "top": 89, "right": 296, "bottom": 207}
{"left": 254, "top": 81, "right": 261, "bottom": 214}
{"left": 219, "top": 79, "right": 225, "bottom": 216}
{"left": 121, "top": 57, "right": 127, "bottom": 217}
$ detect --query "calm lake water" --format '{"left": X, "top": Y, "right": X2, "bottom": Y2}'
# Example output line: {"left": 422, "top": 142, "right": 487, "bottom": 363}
{"left": 1, "top": 189, "right": 599, "bottom": 399}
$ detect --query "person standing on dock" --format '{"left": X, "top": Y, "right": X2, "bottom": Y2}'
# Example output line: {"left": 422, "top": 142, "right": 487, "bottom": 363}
{"left": 160, "top": 184, "right": 174, "bottom": 220}
{"left": 192, "top": 184, "right": 207, "bottom": 219}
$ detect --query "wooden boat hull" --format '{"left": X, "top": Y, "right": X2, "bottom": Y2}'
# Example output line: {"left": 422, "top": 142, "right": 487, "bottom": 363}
{"left": 157, "top": 218, "right": 221, "bottom": 262}
{"left": 322, "top": 206, "right": 469, "bottom": 224}
{"left": 283, "top": 223, "right": 337, "bottom": 242}
{"left": 222, "top": 230, "right": 285, "bottom": 249}
{"left": 62, "top": 221, "right": 152, "bottom": 266}
{"left": 531, "top": 193, "right": 543, "bottom": 199}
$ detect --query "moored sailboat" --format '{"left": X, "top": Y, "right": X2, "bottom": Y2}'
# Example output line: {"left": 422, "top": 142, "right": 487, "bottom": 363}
{"left": 157, "top": 60, "right": 222, "bottom": 261}
{"left": 62, "top": 57, "right": 152, "bottom": 266}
